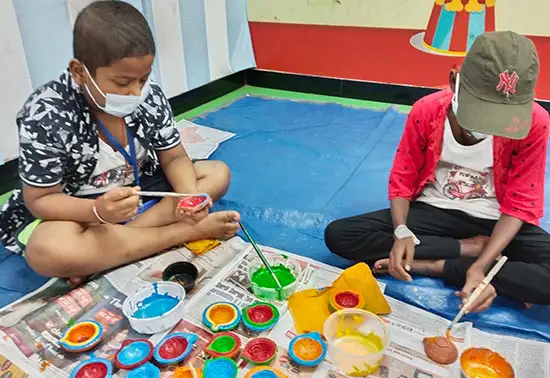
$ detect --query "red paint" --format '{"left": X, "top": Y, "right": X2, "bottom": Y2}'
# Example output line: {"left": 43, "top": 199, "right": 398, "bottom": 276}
{"left": 158, "top": 336, "right": 189, "bottom": 360}
{"left": 424, "top": 3, "right": 442, "bottom": 46}
{"left": 243, "top": 338, "right": 277, "bottom": 363}
{"left": 178, "top": 196, "right": 207, "bottom": 209}
{"left": 486, "top": 6, "right": 496, "bottom": 32}
{"left": 247, "top": 305, "right": 274, "bottom": 323}
{"left": 249, "top": 22, "right": 550, "bottom": 100}
{"left": 335, "top": 291, "right": 359, "bottom": 308}
{"left": 74, "top": 362, "right": 108, "bottom": 378}
{"left": 449, "top": 10, "right": 469, "bottom": 52}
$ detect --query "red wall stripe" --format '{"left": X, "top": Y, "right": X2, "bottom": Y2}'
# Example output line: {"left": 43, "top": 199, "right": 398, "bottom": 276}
{"left": 424, "top": 4, "right": 443, "bottom": 46}
{"left": 449, "top": 10, "right": 470, "bottom": 52}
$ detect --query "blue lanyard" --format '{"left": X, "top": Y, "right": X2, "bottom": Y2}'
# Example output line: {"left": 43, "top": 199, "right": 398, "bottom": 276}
{"left": 95, "top": 119, "right": 140, "bottom": 187}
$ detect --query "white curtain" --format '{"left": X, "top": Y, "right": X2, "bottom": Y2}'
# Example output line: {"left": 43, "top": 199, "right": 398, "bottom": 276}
{"left": 0, "top": 0, "right": 256, "bottom": 164}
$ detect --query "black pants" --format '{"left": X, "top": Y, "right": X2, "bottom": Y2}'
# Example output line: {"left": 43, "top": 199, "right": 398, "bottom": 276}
{"left": 325, "top": 202, "right": 550, "bottom": 305}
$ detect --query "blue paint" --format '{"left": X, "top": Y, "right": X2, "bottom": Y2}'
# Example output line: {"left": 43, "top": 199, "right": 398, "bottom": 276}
{"left": 127, "top": 362, "right": 160, "bottom": 378}
{"left": 203, "top": 358, "right": 238, "bottom": 378}
{"left": 432, "top": 7, "right": 455, "bottom": 51}
{"left": 251, "top": 371, "right": 280, "bottom": 378}
{"left": 117, "top": 341, "right": 152, "bottom": 366}
{"left": 467, "top": 6, "right": 486, "bottom": 51}
{"left": 133, "top": 283, "right": 180, "bottom": 319}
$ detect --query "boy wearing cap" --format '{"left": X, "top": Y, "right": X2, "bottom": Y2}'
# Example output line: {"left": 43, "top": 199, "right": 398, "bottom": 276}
{"left": 325, "top": 31, "right": 550, "bottom": 312}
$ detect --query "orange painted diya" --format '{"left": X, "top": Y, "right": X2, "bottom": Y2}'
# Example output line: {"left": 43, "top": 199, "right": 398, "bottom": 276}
{"left": 202, "top": 302, "right": 241, "bottom": 332}
{"left": 289, "top": 332, "right": 327, "bottom": 367}
{"left": 460, "top": 348, "right": 514, "bottom": 378}
{"left": 329, "top": 290, "right": 365, "bottom": 312}
{"left": 173, "top": 366, "right": 203, "bottom": 378}
{"left": 60, "top": 321, "right": 104, "bottom": 353}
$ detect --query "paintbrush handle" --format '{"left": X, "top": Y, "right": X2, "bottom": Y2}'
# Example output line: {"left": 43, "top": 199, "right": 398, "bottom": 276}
{"left": 449, "top": 256, "right": 508, "bottom": 328}
{"left": 137, "top": 191, "right": 206, "bottom": 198}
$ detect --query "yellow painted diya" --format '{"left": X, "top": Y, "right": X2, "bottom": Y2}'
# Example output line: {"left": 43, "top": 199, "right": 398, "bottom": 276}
{"left": 460, "top": 348, "right": 514, "bottom": 378}
{"left": 202, "top": 302, "right": 241, "bottom": 332}
{"left": 329, "top": 290, "right": 365, "bottom": 312}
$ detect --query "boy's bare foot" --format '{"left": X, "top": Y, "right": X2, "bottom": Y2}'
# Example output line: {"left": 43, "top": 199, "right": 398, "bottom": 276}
{"left": 194, "top": 211, "right": 240, "bottom": 240}
{"left": 459, "top": 235, "right": 490, "bottom": 257}
{"left": 373, "top": 258, "right": 445, "bottom": 277}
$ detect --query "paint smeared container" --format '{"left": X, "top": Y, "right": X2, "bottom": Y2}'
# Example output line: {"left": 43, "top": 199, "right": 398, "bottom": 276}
{"left": 163, "top": 262, "right": 199, "bottom": 294}
{"left": 289, "top": 332, "right": 327, "bottom": 367}
{"left": 123, "top": 281, "right": 186, "bottom": 334}
{"left": 60, "top": 320, "right": 104, "bottom": 353}
{"left": 242, "top": 302, "right": 280, "bottom": 332}
{"left": 203, "top": 357, "right": 238, "bottom": 378}
{"left": 205, "top": 332, "right": 242, "bottom": 359}
{"left": 323, "top": 309, "right": 389, "bottom": 376}
{"left": 70, "top": 357, "right": 113, "bottom": 378}
{"left": 242, "top": 337, "right": 278, "bottom": 365}
{"left": 248, "top": 255, "right": 302, "bottom": 301}
{"left": 154, "top": 332, "right": 197, "bottom": 365}
{"left": 460, "top": 347, "right": 514, "bottom": 378}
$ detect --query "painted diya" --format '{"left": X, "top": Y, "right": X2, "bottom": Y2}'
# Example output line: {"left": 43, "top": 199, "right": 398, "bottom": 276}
{"left": 423, "top": 336, "right": 458, "bottom": 365}
{"left": 154, "top": 332, "right": 198, "bottom": 365}
{"left": 329, "top": 290, "right": 365, "bottom": 312}
{"left": 242, "top": 338, "right": 278, "bottom": 365}
{"left": 289, "top": 332, "right": 327, "bottom": 367}
{"left": 244, "top": 366, "right": 287, "bottom": 378}
{"left": 203, "top": 302, "right": 241, "bottom": 332}
{"left": 70, "top": 357, "right": 113, "bottom": 378}
{"left": 205, "top": 332, "right": 242, "bottom": 359}
{"left": 178, "top": 194, "right": 210, "bottom": 211}
{"left": 127, "top": 362, "right": 160, "bottom": 378}
{"left": 242, "top": 302, "right": 280, "bottom": 332}
{"left": 460, "top": 347, "right": 514, "bottom": 378}
{"left": 173, "top": 366, "right": 203, "bottom": 378}
{"left": 60, "top": 320, "right": 104, "bottom": 353}
{"left": 203, "top": 357, "right": 238, "bottom": 378}
{"left": 114, "top": 339, "right": 154, "bottom": 370}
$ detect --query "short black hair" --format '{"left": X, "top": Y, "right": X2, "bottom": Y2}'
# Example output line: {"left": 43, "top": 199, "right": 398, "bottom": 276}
{"left": 73, "top": 1, "right": 155, "bottom": 74}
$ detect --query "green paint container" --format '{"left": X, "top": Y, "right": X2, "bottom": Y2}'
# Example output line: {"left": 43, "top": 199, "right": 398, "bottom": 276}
{"left": 248, "top": 256, "right": 302, "bottom": 301}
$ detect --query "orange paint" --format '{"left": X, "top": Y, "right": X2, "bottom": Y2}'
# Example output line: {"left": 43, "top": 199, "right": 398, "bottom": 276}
{"left": 66, "top": 323, "right": 96, "bottom": 343}
{"left": 460, "top": 348, "right": 514, "bottom": 378}
{"left": 209, "top": 305, "right": 236, "bottom": 324}
{"left": 292, "top": 338, "right": 323, "bottom": 361}
{"left": 40, "top": 361, "right": 51, "bottom": 372}
{"left": 173, "top": 366, "right": 202, "bottom": 378}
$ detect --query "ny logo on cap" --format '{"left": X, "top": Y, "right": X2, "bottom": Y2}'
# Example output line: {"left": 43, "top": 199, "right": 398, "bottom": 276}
{"left": 496, "top": 70, "right": 519, "bottom": 96}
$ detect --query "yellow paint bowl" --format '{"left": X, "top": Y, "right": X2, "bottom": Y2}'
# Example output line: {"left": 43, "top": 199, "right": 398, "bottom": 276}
{"left": 460, "top": 348, "right": 514, "bottom": 378}
{"left": 323, "top": 309, "right": 389, "bottom": 377}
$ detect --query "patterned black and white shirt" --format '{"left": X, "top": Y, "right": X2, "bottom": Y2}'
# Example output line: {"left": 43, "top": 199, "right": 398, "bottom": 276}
{"left": 0, "top": 69, "right": 181, "bottom": 251}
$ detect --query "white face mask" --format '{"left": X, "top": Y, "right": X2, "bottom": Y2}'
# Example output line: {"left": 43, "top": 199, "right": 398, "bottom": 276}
{"left": 83, "top": 65, "right": 150, "bottom": 117}
{"left": 452, "top": 73, "right": 489, "bottom": 141}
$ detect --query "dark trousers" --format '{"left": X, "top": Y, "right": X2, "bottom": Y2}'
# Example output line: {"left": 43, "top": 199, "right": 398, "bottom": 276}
{"left": 325, "top": 202, "right": 550, "bottom": 305}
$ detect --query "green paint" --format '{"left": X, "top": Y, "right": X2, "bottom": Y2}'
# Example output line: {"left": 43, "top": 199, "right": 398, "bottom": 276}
{"left": 251, "top": 264, "right": 296, "bottom": 289}
{"left": 209, "top": 335, "right": 236, "bottom": 353}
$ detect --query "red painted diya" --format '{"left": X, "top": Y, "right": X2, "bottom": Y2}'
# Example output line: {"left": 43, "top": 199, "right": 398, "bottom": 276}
{"left": 242, "top": 338, "right": 277, "bottom": 365}
{"left": 154, "top": 333, "right": 198, "bottom": 365}
{"left": 242, "top": 302, "right": 279, "bottom": 332}
{"left": 70, "top": 357, "right": 112, "bottom": 378}
{"left": 205, "top": 332, "right": 241, "bottom": 359}
{"left": 178, "top": 195, "right": 209, "bottom": 210}
{"left": 329, "top": 290, "right": 365, "bottom": 312}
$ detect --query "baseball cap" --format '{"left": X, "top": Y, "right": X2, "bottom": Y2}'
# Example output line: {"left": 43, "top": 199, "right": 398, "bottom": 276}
{"left": 456, "top": 31, "right": 539, "bottom": 139}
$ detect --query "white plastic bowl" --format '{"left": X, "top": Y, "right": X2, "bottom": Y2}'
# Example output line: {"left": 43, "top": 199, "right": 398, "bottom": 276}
{"left": 122, "top": 281, "right": 186, "bottom": 334}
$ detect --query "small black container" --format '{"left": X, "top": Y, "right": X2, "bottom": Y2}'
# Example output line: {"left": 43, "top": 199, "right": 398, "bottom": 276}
{"left": 162, "top": 262, "right": 199, "bottom": 293}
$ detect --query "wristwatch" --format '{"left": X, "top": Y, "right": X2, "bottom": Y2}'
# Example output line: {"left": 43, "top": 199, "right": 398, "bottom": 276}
{"left": 394, "top": 225, "right": 420, "bottom": 245}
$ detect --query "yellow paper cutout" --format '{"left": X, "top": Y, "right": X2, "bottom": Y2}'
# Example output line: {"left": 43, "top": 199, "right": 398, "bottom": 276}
{"left": 184, "top": 239, "right": 221, "bottom": 255}
{"left": 288, "top": 263, "right": 391, "bottom": 335}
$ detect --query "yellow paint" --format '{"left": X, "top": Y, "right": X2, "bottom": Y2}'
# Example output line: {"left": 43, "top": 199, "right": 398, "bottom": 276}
{"left": 465, "top": 0, "right": 484, "bottom": 12}
{"left": 332, "top": 330, "right": 383, "bottom": 376}
{"left": 247, "top": 0, "right": 550, "bottom": 37}
{"left": 445, "top": 0, "right": 464, "bottom": 12}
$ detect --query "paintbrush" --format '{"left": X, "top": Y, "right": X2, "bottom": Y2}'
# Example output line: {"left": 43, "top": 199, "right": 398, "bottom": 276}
{"left": 136, "top": 191, "right": 206, "bottom": 198}
{"left": 239, "top": 222, "right": 283, "bottom": 290}
{"left": 447, "top": 256, "right": 508, "bottom": 333}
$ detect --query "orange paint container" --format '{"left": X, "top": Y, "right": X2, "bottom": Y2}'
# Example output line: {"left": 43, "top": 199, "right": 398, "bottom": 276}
{"left": 460, "top": 347, "right": 514, "bottom": 378}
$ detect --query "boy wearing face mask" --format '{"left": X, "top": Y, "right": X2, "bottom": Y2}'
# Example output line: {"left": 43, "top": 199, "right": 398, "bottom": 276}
{"left": 325, "top": 31, "right": 550, "bottom": 313}
{"left": 0, "top": 1, "right": 240, "bottom": 280}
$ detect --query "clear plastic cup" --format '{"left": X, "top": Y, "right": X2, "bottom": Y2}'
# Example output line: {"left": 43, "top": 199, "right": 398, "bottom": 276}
{"left": 247, "top": 255, "right": 302, "bottom": 301}
{"left": 323, "top": 309, "right": 389, "bottom": 376}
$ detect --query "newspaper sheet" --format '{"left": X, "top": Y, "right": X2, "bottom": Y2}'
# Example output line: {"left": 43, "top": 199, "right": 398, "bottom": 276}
{"left": 177, "top": 119, "right": 235, "bottom": 160}
{"left": 0, "top": 239, "right": 547, "bottom": 378}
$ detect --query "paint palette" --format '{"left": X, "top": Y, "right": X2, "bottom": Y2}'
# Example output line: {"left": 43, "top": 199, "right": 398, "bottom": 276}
{"left": 242, "top": 302, "right": 280, "bottom": 332}
{"left": 60, "top": 321, "right": 104, "bottom": 353}
{"left": 127, "top": 362, "right": 160, "bottom": 378}
{"left": 70, "top": 357, "right": 113, "bottom": 378}
{"left": 178, "top": 194, "right": 210, "bottom": 211}
{"left": 203, "top": 357, "right": 238, "bottom": 378}
{"left": 329, "top": 290, "right": 365, "bottom": 312}
{"left": 289, "top": 332, "right": 327, "bottom": 367}
{"left": 244, "top": 366, "right": 287, "bottom": 378}
{"left": 154, "top": 332, "right": 198, "bottom": 365}
{"left": 114, "top": 339, "right": 154, "bottom": 370}
{"left": 205, "top": 332, "right": 241, "bottom": 359}
{"left": 242, "top": 338, "right": 278, "bottom": 365}
{"left": 122, "top": 281, "right": 186, "bottom": 334}
{"left": 202, "top": 302, "right": 241, "bottom": 332}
